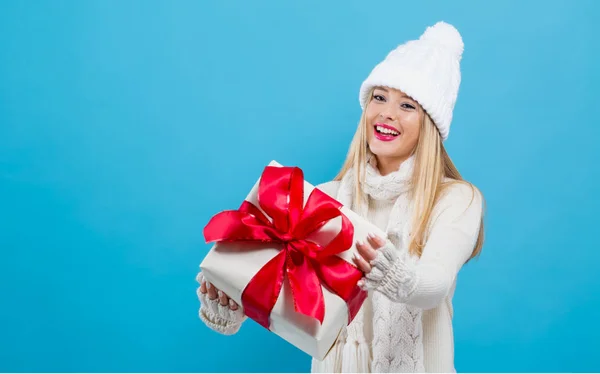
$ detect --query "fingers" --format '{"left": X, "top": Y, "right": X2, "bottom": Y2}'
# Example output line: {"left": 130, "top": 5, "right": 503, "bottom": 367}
{"left": 354, "top": 234, "right": 385, "bottom": 274}
{"left": 353, "top": 251, "right": 371, "bottom": 273}
{"left": 367, "top": 233, "right": 386, "bottom": 250}
{"left": 206, "top": 281, "right": 218, "bottom": 300}
{"left": 216, "top": 290, "right": 240, "bottom": 310}
{"left": 201, "top": 279, "right": 239, "bottom": 310}
{"left": 218, "top": 290, "right": 231, "bottom": 306}
{"left": 356, "top": 239, "right": 378, "bottom": 263}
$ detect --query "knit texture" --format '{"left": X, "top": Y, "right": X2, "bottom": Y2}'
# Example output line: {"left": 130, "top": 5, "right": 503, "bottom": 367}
{"left": 353, "top": 156, "right": 425, "bottom": 373}
{"left": 196, "top": 272, "right": 246, "bottom": 335}
{"left": 312, "top": 155, "right": 424, "bottom": 373}
{"left": 311, "top": 158, "right": 483, "bottom": 373}
{"left": 359, "top": 21, "right": 464, "bottom": 141}
{"left": 364, "top": 241, "right": 418, "bottom": 302}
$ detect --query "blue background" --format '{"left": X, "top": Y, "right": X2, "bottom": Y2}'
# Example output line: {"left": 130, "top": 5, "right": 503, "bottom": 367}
{"left": 1, "top": 0, "right": 599, "bottom": 372}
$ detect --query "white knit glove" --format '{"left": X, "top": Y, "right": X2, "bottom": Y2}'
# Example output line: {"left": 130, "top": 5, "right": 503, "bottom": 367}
{"left": 196, "top": 272, "right": 247, "bottom": 335}
{"left": 361, "top": 240, "right": 418, "bottom": 302}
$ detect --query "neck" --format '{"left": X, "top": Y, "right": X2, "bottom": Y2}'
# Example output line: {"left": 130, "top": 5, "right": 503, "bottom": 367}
{"left": 375, "top": 155, "right": 410, "bottom": 176}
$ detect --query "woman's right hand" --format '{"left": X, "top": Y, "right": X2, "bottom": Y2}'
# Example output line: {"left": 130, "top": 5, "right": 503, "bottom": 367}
{"left": 199, "top": 280, "right": 240, "bottom": 311}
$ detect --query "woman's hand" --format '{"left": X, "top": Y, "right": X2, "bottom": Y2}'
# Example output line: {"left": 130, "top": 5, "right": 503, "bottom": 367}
{"left": 199, "top": 280, "right": 240, "bottom": 311}
{"left": 353, "top": 233, "right": 387, "bottom": 274}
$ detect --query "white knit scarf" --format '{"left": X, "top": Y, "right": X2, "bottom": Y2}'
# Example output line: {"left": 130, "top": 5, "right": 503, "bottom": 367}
{"left": 336, "top": 153, "right": 425, "bottom": 373}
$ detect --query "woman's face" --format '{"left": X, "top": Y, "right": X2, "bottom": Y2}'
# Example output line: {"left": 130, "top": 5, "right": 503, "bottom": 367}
{"left": 365, "top": 86, "right": 423, "bottom": 174}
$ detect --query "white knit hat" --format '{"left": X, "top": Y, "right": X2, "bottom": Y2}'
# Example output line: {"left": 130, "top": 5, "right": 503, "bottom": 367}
{"left": 359, "top": 21, "right": 464, "bottom": 141}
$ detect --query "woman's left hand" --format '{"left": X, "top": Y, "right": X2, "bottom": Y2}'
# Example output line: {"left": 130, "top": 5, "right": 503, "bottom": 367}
{"left": 353, "top": 233, "right": 387, "bottom": 274}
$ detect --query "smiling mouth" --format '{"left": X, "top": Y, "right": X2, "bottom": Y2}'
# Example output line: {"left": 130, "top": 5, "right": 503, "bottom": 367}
{"left": 374, "top": 123, "right": 400, "bottom": 141}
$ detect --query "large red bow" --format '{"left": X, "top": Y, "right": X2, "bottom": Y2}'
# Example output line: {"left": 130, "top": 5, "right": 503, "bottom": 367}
{"left": 203, "top": 165, "right": 367, "bottom": 329}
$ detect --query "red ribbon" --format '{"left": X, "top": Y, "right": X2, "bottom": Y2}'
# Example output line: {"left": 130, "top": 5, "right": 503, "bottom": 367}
{"left": 203, "top": 165, "right": 367, "bottom": 329}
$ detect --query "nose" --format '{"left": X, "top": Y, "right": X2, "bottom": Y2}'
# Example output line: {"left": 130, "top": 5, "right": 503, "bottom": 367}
{"left": 379, "top": 104, "right": 397, "bottom": 121}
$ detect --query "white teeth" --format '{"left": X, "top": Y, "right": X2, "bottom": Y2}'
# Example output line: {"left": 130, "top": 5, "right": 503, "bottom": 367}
{"left": 376, "top": 125, "right": 399, "bottom": 136}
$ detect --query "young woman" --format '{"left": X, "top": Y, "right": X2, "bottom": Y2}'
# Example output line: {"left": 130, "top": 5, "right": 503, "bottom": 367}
{"left": 197, "top": 21, "right": 485, "bottom": 373}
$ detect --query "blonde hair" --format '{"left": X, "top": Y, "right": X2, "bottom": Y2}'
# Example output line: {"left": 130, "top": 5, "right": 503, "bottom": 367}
{"left": 334, "top": 88, "right": 485, "bottom": 261}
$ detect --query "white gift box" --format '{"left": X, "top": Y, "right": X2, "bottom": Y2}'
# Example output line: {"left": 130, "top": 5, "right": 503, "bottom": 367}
{"left": 199, "top": 160, "right": 387, "bottom": 360}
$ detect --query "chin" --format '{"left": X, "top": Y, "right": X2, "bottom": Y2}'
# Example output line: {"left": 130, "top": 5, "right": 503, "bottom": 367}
{"left": 368, "top": 145, "right": 409, "bottom": 163}
{"left": 368, "top": 143, "right": 395, "bottom": 157}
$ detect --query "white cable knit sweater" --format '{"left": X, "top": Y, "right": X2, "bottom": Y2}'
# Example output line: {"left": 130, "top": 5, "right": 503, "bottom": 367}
{"left": 196, "top": 157, "right": 483, "bottom": 373}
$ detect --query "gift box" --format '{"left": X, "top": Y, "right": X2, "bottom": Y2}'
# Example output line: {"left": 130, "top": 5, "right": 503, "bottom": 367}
{"left": 199, "top": 161, "right": 387, "bottom": 360}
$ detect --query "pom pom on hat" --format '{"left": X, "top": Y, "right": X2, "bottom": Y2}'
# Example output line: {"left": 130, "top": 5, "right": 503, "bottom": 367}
{"left": 358, "top": 21, "right": 465, "bottom": 141}
{"left": 419, "top": 21, "right": 464, "bottom": 58}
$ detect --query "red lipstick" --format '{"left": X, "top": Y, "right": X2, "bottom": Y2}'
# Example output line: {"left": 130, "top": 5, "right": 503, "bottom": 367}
{"left": 373, "top": 123, "right": 400, "bottom": 142}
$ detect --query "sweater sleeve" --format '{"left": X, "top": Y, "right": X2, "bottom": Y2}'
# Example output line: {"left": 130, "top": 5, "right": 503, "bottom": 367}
{"left": 363, "top": 183, "right": 483, "bottom": 309}
{"left": 196, "top": 272, "right": 247, "bottom": 335}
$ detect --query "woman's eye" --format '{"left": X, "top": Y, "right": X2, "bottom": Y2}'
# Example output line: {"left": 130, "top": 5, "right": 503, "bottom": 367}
{"left": 401, "top": 103, "right": 415, "bottom": 110}
{"left": 374, "top": 94, "right": 385, "bottom": 101}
